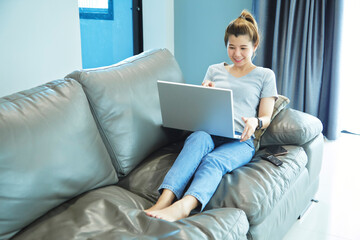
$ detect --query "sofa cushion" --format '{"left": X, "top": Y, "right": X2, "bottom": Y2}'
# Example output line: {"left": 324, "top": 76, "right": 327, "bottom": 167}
{"left": 253, "top": 95, "right": 290, "bottom": 151}
{"left": 119, "top": 140, "right": 308, "bottom": 226}
{"left": 12, "top": 186, "right": 249, "bottom": 240}
{"left": 205, "top": 145, "right": 308, "bottom": 225}
{"left": 260, "top": 108, "right": 323, "bottom": 147}
{"left": 118, "top": 141, "right": 185, "bottom": 203}
{"left": 0, "top": 79, "right": 118, "bottom": 240}
{"left": 67, "top": 49, "right": 185, "bottom": 177}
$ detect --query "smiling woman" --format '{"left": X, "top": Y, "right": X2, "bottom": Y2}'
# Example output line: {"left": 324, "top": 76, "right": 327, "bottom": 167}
{"left": 144, "top": 10, "right": 277, "bottom": 222}
{"left": 226, "top": 35, "right": 256, "bottom": 77}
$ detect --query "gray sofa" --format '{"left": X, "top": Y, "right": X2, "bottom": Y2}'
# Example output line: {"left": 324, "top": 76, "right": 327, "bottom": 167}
{"left": 0, "top": 49, "right": 323, "bottom": 240}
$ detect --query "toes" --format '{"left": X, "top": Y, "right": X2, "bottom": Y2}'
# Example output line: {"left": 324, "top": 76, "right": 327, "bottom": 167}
{"left": 145, "top": 211, "right": 160, "bottom": 219}
{"left": 145, "top": 211, "right": 164, "bottom": 220}
{"left": 145, "top": 211, "right": 154, "bottom": 217}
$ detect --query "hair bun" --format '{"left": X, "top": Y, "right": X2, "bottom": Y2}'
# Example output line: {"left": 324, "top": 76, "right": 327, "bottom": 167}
{"left": 239, "top": 10, "right": 257, "bottom": 28}
{"left": 224, "top": 9, "right": 260, "bottom": 48}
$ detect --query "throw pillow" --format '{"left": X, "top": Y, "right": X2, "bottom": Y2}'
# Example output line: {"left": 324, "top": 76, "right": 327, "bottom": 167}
{"left": 253, "top": 95, "right": 290, "bottom": 151}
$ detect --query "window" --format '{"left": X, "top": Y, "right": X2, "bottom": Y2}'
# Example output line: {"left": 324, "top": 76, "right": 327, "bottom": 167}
{"left": 339, "top": 0, "right": 360, "bottom": 134}
{"left": 78, "top": 0, "right": 143, "bottom": 69}
{"left": 78, "top": 0, "right": 114, "bottom": 20}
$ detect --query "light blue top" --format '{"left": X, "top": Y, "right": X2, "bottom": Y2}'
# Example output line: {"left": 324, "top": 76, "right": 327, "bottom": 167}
{"left": 203, "top": 63, "right": 278, "bottom": 133}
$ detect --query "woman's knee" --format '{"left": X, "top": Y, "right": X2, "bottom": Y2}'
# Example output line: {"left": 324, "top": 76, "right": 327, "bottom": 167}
{"left": 199, "top": 155, "right": 225, "bottom": 173}
{"left": 185, "top": 131, "right": 214, "bottom": 152}
{"left": 187, "top": 131, "right": 212, "bottom": 143}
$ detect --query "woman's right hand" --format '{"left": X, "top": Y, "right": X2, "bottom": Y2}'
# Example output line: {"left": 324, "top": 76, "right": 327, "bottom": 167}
{"left": 202, "top": 80, "right": 215, "bottom": 87}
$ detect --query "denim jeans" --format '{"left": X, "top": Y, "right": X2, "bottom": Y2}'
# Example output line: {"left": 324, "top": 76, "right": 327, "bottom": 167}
{"left": 159, "top": 130, "right": 255, "bottom": 211}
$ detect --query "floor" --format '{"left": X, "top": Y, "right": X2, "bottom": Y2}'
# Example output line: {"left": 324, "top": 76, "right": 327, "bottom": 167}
{"left": 283, "top": 133, "right": 360, "bottom": 240}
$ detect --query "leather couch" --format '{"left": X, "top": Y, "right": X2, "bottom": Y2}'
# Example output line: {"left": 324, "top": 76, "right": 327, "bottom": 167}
{"left": 0, "top": 49, "right": 324, "bottom": 240}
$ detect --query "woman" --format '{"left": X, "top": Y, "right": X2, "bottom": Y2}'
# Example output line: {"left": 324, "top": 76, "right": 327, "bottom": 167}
{"left": 145, "top": 10, "right": 278, "bottom": 222}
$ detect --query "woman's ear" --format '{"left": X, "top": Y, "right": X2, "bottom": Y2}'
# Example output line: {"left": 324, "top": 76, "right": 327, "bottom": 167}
{"left": 253, "top": 44, "right": 258, "bottom": 53}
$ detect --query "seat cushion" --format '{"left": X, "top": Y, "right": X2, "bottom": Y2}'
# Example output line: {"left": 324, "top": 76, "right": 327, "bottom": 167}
{"left": 205, "top": 145, "right": 308, "bottom": 225}
{"left": 67, "top": 48, "right": 185, "bottom": 177}
{"left": 119, "top": 141, "right": 308, "bottom": 225}
{"left": 0, "top": 79, "right": 118, "bottom": 239}
{"left": 118, "top": 141, "right": 185, "bottom": 203}
{"left": 119, "top": 139, "right": 308, "bottom": 228}
{"left": 12, "top": 186, "right": 249, "bottom": 240}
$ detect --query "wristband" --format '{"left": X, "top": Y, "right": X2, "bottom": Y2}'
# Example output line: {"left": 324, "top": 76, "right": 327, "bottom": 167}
{"left": 256, "top": 117, "right": 263, "bottom": 130}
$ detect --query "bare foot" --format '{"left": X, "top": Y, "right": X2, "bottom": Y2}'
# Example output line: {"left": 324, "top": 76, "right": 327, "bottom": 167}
{"left": 144, "top": 189, "right": 175, "bottom": 213}
{"left": 145, "top": 195, "right": 199, "bottom": 222}
{"left": 145, "top": 201, "right": 189, "bottom": 221}
{"left": 144, "top": 201, "right": 171, "bottom": 213}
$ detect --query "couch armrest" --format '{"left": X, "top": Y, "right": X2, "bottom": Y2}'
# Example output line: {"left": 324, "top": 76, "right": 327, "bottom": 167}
{"left": 260, "top": 108, "right": 323, "bottom": 147}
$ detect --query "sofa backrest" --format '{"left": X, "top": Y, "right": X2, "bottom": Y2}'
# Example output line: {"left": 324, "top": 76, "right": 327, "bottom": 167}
{"left": 67, "top": 49, "right": 185, "bottom": 177}
{"left": 0, "top": 79, "right": 118, "bottom": 239}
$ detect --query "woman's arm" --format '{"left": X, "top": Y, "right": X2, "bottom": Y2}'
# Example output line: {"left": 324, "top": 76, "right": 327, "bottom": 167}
{"left": 240, "top": 97, "right": 276, "bottom": 142}
{"left": 257, "top": 96, "right": 276, "bottom": 129}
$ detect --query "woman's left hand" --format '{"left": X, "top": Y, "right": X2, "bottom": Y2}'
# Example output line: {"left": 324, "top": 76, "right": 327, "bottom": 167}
{"left": 240, "top": 117, "right": 258, "bottom": 142}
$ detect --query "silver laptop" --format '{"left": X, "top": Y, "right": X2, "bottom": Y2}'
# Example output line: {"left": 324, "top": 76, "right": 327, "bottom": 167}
{"left": 157, "top": 80, "right": 241, "bottom": 139}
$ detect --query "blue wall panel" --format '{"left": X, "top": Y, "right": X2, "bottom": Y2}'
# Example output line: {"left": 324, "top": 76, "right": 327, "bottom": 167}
{"left": 80, "top": 0, "right": 133, "bottom": 69}
{"left": 174, "top": 0, "right": 253, "bottom": 84}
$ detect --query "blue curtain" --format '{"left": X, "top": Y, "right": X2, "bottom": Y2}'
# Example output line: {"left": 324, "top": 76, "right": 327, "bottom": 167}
{"left": 253, "top": 0, "right": 343, "bottom": 140}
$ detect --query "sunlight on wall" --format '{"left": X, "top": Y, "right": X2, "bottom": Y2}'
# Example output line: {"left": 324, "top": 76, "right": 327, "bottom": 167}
{"left": 339, "top": 0, "right": 360, "bottom": 134}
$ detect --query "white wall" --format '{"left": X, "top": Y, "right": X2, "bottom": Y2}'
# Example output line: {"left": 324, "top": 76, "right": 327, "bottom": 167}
{"left": 0, "top": 0, "right": 82, "bottom": 97}
{"left": 142, "top": 0, "right": 174, "bottom": 54}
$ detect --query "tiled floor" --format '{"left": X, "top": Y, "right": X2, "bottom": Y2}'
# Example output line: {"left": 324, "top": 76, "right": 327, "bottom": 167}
{"left": 283, "top": 133, "right": 360, "bottom": 240}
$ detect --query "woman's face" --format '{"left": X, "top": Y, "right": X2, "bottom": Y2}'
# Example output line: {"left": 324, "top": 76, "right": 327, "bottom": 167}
{"left": 227, "top": 34, "right": 257, "bottom": 68}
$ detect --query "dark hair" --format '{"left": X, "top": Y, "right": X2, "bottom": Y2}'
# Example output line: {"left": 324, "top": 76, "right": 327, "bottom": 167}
{"left": 224, "top": 10, "right": 260, "bottom": 48}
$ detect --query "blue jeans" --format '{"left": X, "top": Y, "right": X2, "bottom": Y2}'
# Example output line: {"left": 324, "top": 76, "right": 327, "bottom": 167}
{"left": 159, "top": 131, "right": 255, "bottom": 211}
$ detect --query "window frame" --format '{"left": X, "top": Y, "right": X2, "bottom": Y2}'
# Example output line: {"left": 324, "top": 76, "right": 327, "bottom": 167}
{"left": 132, "top": 0, "right": 143, "bottom": 54}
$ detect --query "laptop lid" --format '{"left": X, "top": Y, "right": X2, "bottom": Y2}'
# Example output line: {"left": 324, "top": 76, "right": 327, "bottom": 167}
{"left": 157, "top": 80, "right": 240, "bottom": 139}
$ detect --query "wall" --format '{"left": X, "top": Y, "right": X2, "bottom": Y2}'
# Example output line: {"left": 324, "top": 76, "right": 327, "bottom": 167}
{"left": 142, "top": 0, "right": 174, "bottom": 54}
{"left": 80, "top": 0, "right": 133, "bottom": 69}
{"left": 0, "top": 0, "right": 82, "bottom": 98}
{"left": 174, "top": 0, "right": 253, "bottom": 84}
